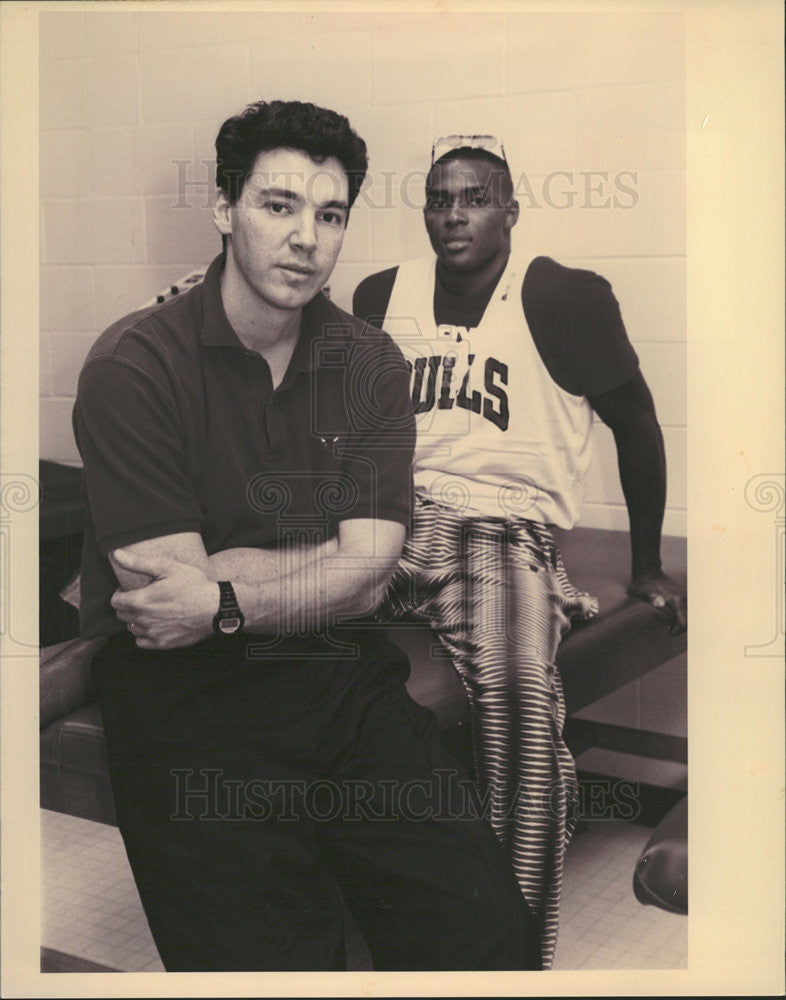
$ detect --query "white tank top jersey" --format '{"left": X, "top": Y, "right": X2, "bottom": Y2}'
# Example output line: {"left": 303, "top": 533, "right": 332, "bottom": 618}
{"left": 383, "top": 254, "right": 594, "bottom": 528}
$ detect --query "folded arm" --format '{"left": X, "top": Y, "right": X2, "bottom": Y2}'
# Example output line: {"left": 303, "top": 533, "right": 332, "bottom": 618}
{"left": 110, "top": 520, "right": 403, "bottom": 650}
{"left": 207, "top": 536, "right": 339, "bottom": 583}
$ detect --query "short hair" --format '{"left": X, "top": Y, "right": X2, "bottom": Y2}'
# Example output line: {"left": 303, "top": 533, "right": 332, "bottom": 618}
{"left": 427, "top": 146, "right": 514, "bottom": 203}
{"left": 215, "top": 100, "right": 368, "bottom": 207}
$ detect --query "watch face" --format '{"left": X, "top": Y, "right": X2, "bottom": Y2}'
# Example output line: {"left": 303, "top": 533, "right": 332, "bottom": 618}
{"left": 218, "top": 616, "right": 242, "bottom": 634}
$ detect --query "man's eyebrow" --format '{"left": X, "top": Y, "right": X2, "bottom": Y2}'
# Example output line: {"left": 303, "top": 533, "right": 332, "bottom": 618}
{"left": 254, "top": 187, "right": 348, "bottom": 211}
{"left": 320, "top": 199, "right": 349, "bottom": 212}
{"left": 256, "top": 186, "right": 300, "bottom": 201}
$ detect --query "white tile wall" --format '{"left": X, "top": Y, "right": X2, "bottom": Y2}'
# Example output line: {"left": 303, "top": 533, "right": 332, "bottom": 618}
{"left": 504, "top": 92, "right": 578, "bottom": 179}
{"left": 371, "top": 14, "right": 507, "bottom": 106}
{"left": 370, "top": 196, "right": 433, "bottom": 264}
{"left": 329, "top": 262, "right": 386, "bottom": 315}
{"left": 83, "top": 12, "right": 141, "bottom": 56}
{"left": 41, "top": 398, "right": 82, "bottom": 464}
{"left": 250, "top": 29, "right": 373, "bottom": 113}
{"left": 42, "top": 197, "right": 146, "bottom": 265}
{"left": 506, "top": 12, "right": 662, "bottom": 93}
{"left": 48, "top": 331, "right": 101, "bottom": 399}
{"left": 88, "top": 124, "right": 192, "bottom": 197}
{"left": 40, "top": 267, "right": 96, "bottom": 332}
{"left": 92, "top": 265, "right": 188, "bottom": 331}
{"left": 139, "top": 48, "right": 247, "bottom": 125}
{"left": 39, "top": 6, "right": 686, "bottom": 537}
{"left": 83, "top": 55, "right": 139, "bottom": 128}
{"left": 137, "top": 10, "right": 193, "bottom": 51}
{"left": 190, "top": 118, "right": 223, "bottom": 181}
{"left": 40, "top": 129, "right": 92, "bottom": 199}
{"left": 580, "top": 499, "right": 686, "bottom": 539}
{"left": 576, "top": 83, "right": 686, "bottom": 174}
{"left": 654, "top": 12, "right": 687, "bottom": 82}
{"left": 190, "top": 11, "right": 271, "bottom": 48}
{"left": 517, "top": 187, "right": 663, "bottom": 259}
{"left": 39, "top": 11, "right": 85, "bottom": 62}
{"left": 143, "top": 195, "right": 216, "bottom": 265}
{"left": 583, "top": 424, "right": 686, "bottom": 536}
{"left": 336, "top": 200, "right": 373, "bottom": 264}
{"left": 84, "top": 128, "right": 138, "bottom": 197}
{"left": 433, "top": 96, "right": 510, "bottom": 148}
{"left": 644, "top": 170, "right": 686, "bottom": 257}
{"left": 39, "top": 58, "right": 87, "bottom": 130}
{"left": 39, "top": 333, "right": 53, "bottom": 397}
{"left": 347, "top": 102, "right": 435, "bottom": 191}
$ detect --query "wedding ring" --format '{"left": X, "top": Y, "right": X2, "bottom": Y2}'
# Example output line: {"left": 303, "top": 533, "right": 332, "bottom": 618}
{"left": 129, "top": 621, "right": 137, "bottom": 634}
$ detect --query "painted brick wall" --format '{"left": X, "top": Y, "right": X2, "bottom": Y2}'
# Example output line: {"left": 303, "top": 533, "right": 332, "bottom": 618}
{"left": 40, "top": 8, "right": 686, "bottom": 536}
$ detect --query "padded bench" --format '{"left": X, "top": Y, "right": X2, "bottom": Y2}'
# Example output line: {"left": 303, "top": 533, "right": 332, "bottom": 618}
{"left": 632, "top": 795, "right": 688, "bottom": 915}
{"left": 40, "top": 527, "right": 686, "bottom": 828}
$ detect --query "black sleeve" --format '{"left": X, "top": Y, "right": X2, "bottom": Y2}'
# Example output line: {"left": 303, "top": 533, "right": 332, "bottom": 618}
{"left": 73, "top": 356, "right": 203, "bottom": 555}
{"left": 588, "top": 370, "right": 667, "bottom": 577}
{"left": 352, "top": 267, "right": 399, "bottom": 329}
{"left": 339, "top": 327, "right": 416, "bottom": 528}
{"left": 522, "top": 256, "right": 640, "bottom": 397}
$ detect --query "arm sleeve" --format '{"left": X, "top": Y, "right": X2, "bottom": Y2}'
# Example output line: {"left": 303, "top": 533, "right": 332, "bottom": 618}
{"left": 336, "top": 328, "right": 415, "bottom": 527}
{"left": 588, "top": 371, "right": 666, "bottom": 576}
{"left": 73, "top": 356, "right": 203, "bottom": 555}
{"left": 522, "top": 256, "right": 640, "bottom": 397}
{"left": 352, "top": 267, "right": 398, "bottom": 328}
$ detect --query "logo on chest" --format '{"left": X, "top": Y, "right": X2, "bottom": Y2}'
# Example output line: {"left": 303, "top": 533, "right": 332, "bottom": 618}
{"left": 405, "top": 325, "right": 509, "bottom": 431}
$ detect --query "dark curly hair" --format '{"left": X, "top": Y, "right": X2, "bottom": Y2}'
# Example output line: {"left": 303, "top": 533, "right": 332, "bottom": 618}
{"left": 215, "top": 100, "right": 368, "bottom": 208}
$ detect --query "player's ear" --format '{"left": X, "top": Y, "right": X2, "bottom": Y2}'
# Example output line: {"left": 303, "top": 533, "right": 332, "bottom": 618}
{"left": 504, "top": 199, "right": 520, "bottom": 231}
{"left": 213, "top": 188, "right": 233, "bottom": 237}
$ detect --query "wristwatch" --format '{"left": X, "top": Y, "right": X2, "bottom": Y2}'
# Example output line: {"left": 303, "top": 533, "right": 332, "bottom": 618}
{"left": 212, "top": 581, "right": 244, "bottom": 635}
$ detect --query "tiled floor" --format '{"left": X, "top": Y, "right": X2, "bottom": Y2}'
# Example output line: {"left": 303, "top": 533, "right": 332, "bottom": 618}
{"left": 553, "top": 819, "right": 687, "bottom": 970}
{"left": 41, "top": 808, "right": 687, "bottom": 973}
{"left": 41, "top": 809, "right": 164, "bottom": 973}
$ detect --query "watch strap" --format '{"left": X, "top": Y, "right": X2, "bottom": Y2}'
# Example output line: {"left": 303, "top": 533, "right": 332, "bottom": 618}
{"left": 213, "top": 581, "right": 244, "bottom": 635}
{"left": 217, "top": 581, "right": 237, "bottom": 612}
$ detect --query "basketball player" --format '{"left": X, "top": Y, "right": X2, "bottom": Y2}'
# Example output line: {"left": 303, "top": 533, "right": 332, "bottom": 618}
{"left": 353, "top": 136, "right": 687, "bottom": 966}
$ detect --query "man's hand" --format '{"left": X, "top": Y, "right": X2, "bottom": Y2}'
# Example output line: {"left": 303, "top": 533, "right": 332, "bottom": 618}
{"left": 627, "top": 569, "right": 687, "bottom": 635}
{"left": 110, "top": 548, "right": 219, "bottom": 649}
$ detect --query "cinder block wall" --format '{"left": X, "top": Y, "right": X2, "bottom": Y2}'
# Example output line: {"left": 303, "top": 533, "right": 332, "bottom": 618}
{"left": 40, "top": 8, "right": 685, "bottom": 536}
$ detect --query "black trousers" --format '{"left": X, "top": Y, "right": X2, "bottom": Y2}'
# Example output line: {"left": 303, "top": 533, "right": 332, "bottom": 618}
{"left": 92, "top": 629, "right": 542, "bottom": 972}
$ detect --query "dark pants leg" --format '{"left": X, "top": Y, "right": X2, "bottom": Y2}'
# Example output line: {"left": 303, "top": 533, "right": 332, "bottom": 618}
{"left": 317, "top": 666, "right": 541, "bottom": 970}
{"left": 93, "top": 635, "right": 351, "bottom": 971}
{"left": 92, "top": 632, "right": 540, "bottom": 971}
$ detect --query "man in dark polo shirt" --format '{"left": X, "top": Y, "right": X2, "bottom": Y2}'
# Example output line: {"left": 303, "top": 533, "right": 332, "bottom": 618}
{"left": 72, "top": 101, "right": 541, "bottom": 972}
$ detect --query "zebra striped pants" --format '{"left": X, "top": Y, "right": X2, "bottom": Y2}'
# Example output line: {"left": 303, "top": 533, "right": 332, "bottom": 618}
{"left": 376, "top": 497, "right": 598, "bottom": 968}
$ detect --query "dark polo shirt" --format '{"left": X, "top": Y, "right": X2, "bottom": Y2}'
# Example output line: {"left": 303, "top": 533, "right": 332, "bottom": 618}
{"left": 73, "top": 254, "right": 415, "bottom": 638}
